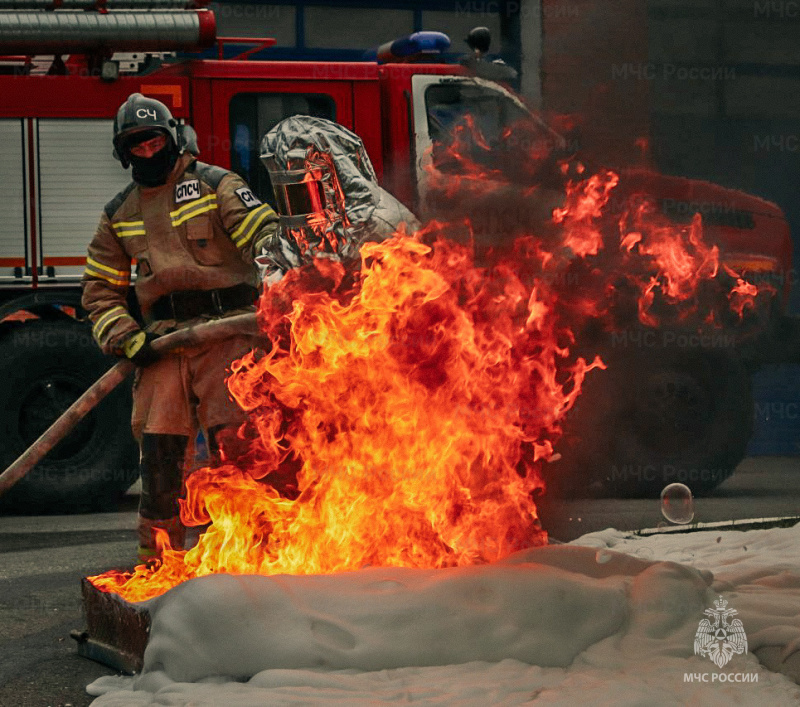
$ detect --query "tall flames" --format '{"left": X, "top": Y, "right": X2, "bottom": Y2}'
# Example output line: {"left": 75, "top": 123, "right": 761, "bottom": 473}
{"left": 91, "top": 119, "right": 773, "bottom": 603}
{"left": 93, "top": 229, "right": 602, "bottom": 602}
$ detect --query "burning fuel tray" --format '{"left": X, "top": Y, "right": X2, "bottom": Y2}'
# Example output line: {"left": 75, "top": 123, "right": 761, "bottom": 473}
{"left": 71, "top": 576, "right": 150, "bottom": 674}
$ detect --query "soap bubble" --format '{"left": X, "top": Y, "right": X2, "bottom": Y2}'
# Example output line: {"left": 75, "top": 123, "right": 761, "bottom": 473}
{"left": 660, "top": 483, "right": 694, "bottom": 524}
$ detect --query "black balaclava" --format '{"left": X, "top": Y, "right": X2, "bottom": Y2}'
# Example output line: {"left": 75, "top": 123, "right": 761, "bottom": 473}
{"left": 127, "top": 131, "right": 181, "bottom": 187}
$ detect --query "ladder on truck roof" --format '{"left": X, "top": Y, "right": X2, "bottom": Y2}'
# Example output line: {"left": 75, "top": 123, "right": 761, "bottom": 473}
{"left": 0, "top": 0, "right": 233, "bottom": 76}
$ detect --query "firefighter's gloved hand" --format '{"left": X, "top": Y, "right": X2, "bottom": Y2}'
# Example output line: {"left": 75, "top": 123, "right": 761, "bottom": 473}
{"left": 122, "top": 330, "right": 161, "bottom": 367}
{"left": 257, "top": 232, "right": 302, "bottom": 275}
{"left": 252, "top": 222, "right": 278, "bottom": 256}
{"left": 255, "top": 256, "right": 285, "bottom": 286}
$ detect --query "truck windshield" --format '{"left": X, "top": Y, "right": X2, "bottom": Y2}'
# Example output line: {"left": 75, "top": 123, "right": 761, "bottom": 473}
{"left": 424, "top": 82, "right": 546, "bottom": 174}
{"left": 229, "top": 93, "right": 336, "bottom": 205}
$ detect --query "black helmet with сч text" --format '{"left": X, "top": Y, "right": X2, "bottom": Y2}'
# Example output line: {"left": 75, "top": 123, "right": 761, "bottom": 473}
{"left": 112, "top": 93, "right": 180, "bottom": 168}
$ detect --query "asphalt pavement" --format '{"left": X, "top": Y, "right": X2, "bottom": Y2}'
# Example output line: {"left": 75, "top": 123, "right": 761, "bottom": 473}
{"left": 538, "top": 456, "right": 800, "bottom": 542}
{"left": 0, "top": 496, "right": 138, "bottom": 707}
{"left": 1, "top": 457, "right": 799, "bottom": 707}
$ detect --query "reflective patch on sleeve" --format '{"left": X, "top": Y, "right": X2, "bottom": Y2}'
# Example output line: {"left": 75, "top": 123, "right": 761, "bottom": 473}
{"left": 92, "top": 305, "right": 131, "bottom": 341}
{"left": 230, "top": 203, "right": 276, "bottom": 248}
{"left": 84, "top": 256, "right": 131, "bottom": 287}
{"left": 235, "top": 186, "right": 262, "bottom": 209}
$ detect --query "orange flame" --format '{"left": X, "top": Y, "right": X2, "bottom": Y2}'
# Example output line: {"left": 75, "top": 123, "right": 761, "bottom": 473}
{"left": 613, "top": 199, "right": 766, "bottom": 329}
{"left": 90, "top": 116, "right": 776, "bottom": 602}
{"left": 725, "top": 268, "right": 761, "bottom": 319}
{"left": 91, "top": 232, "right": 612, "bottom": 602}
{"left": 553, "top": 170, "right": 619, "bottom": 258}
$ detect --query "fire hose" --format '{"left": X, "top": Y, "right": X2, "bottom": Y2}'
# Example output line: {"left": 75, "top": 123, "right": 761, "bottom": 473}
{"left": 0, "top": 312, "right": 260, "bottom": 499}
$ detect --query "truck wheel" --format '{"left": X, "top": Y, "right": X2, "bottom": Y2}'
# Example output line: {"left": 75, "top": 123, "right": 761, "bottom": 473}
{"left": 548, "top": 351, "right": 753, "bottom": 498}
{"left": 0, "top": 320, "right": 139, "bottom": 514}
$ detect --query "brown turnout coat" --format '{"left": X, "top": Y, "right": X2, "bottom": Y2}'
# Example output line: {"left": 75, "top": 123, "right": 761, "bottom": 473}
{"left": 81, "top": 153, "right": 277, "bottom": 353}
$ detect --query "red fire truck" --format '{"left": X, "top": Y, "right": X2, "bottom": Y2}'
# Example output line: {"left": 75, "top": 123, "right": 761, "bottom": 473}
{"left": 0, "top": 2, "right": 794, "bottom": 511}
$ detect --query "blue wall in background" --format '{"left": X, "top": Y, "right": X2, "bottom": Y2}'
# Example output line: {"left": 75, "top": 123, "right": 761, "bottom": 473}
{"left": 748, "top": 365, "right": 800, "bottom": 456}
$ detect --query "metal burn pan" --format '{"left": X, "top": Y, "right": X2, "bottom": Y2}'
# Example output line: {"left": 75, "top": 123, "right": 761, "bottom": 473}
{"left": 71, "top": 576, "right": 150, "bottom": 674}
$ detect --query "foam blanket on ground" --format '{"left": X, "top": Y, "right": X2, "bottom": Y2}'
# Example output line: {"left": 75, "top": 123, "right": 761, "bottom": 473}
{"left": 87, "top": 524, "right": 800, "bottom": 706}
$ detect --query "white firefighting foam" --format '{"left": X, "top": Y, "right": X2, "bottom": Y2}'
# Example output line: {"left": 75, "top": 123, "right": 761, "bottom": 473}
{"left": 86, "top": 523, "right": 800, "bottom": 705}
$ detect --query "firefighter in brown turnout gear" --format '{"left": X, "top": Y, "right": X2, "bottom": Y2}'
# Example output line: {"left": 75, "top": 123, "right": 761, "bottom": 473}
{"left": 81, "top": 93, "right": 277, "bottom": 562}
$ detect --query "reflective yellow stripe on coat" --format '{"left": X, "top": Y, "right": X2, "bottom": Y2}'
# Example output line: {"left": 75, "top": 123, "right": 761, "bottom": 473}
{"left": 230, "top": 204, "right": 276, "bottom": 248}
{"left": 113, "top": 220, "right": 146, "bottom": 238}
{"left": 170, "top": 195, "right": 218, "bottom": 227}
{"left": 84, "top": 256, "right": 130, "bottom": 287}
{"left": 92, "top": 305, "right": 129, "bottom": 340}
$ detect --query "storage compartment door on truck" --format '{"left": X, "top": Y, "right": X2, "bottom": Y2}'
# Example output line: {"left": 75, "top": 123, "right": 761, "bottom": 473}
{"left": 38, "top": 119, "right": 131, "bottom": 281}
{"left": 410, "top": 74, "right": 555, "bottom": 216}
{"left": 0, "top": 118, "right": 131, "bottom": 285}
{"left": 0, "top": 119, "right": 27, "bottom": 282}
{"left": 209, "top": 81, "right": 354, "bottom": 207}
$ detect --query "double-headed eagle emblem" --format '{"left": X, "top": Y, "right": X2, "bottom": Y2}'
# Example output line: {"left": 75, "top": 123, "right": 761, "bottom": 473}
{"left": 694, "top": 596, "right": 748, "bottom": 668}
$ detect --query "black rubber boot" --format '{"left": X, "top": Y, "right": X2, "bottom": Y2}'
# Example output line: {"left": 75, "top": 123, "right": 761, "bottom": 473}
{"left": 137, "top": 433, "right": 189, "bottom": 561}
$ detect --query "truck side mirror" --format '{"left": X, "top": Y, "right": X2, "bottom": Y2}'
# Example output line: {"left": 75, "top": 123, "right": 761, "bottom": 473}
{"left": 461, "top": 27, "right": 518, "bottom": 82}
{"left": 465, "top": 27, "right": 492, "bottom": 56}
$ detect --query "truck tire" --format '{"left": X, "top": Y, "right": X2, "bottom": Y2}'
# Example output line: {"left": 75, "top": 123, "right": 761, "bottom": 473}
{"left": 548, "top": 350, "right": 753, "bottom": 498}
{"left": 0, "top": 320, "right": 139, "bottom": 514}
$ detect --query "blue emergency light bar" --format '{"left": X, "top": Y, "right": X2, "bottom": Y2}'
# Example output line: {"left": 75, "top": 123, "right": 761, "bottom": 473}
{"left": 365, "top": 31, "right": 451, "bottom": 63}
